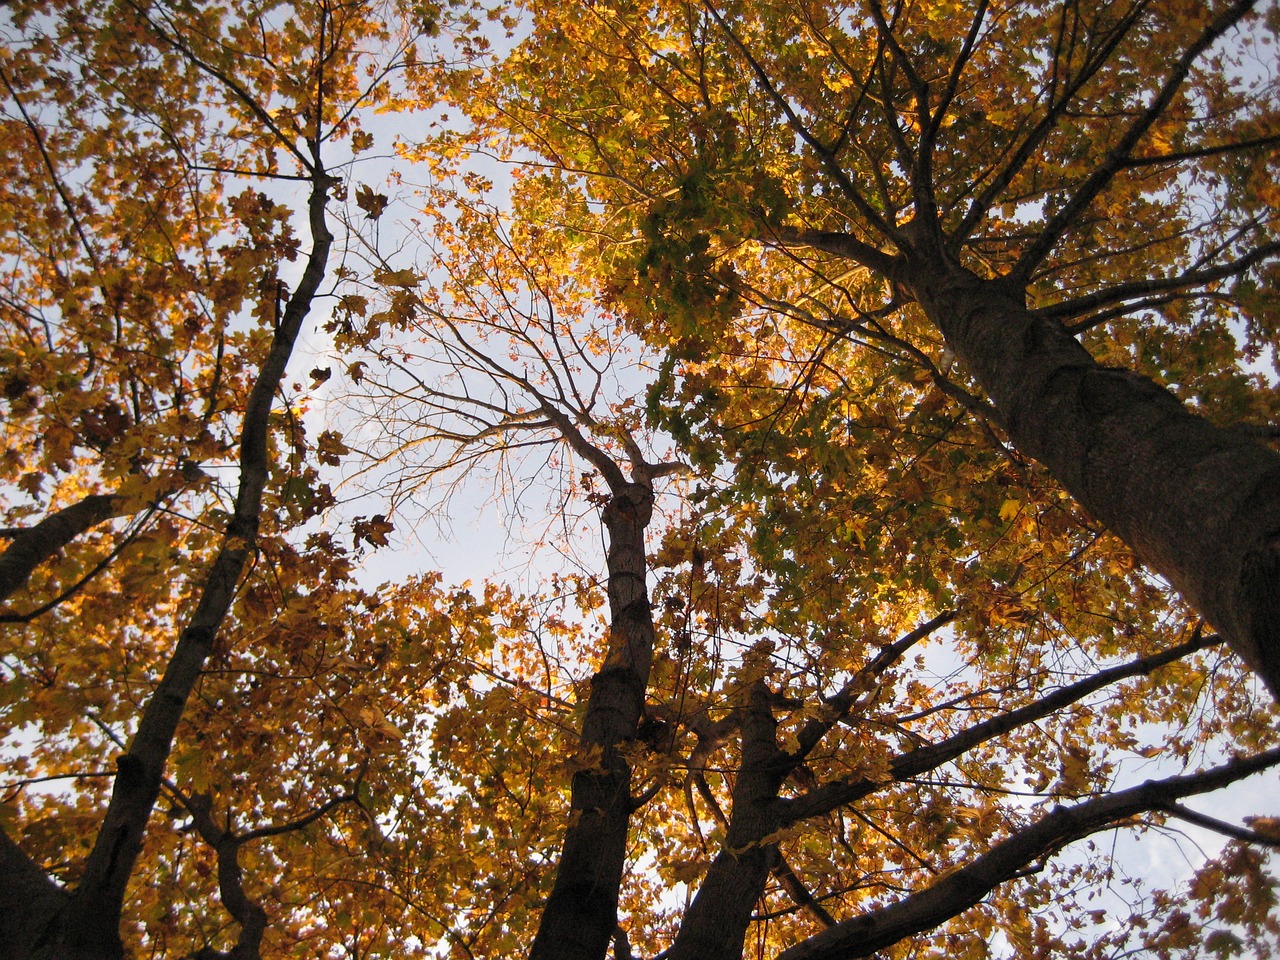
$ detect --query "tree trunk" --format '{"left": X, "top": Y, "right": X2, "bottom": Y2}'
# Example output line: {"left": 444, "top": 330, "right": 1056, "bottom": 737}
{"left": 667, "top": 682, "right": 788, "bottom": 960}
{"left": 0, "top": 169, "right": 336, "bottom": 960}
{"left": 0, "top": 826, "right": 65, "bottom": 960}
{"left": 529, "top": 482, "right": 656, "bottom": 960}
{"left": 907, "top": 256, "right": 1280, "bottom": 697}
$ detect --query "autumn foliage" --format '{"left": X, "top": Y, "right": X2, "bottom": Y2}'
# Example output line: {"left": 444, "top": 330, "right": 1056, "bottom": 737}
{"left": 0, "top": 1, "right": 1278, "bottom": 959}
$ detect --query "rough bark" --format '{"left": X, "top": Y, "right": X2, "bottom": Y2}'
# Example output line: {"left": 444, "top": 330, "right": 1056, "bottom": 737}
{"left": 904, "top": 256, "right": 1280, "bottom": 698}
{"left": 529, "top": 481, "right": 656, "bottom": 960}
{"left": 667, "top": 681, "right": 789, "bottom": 960}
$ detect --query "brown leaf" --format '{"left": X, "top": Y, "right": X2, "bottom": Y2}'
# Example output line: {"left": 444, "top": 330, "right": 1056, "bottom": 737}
{"left": 355, "top": 183, "right": 389, "bottom": 220}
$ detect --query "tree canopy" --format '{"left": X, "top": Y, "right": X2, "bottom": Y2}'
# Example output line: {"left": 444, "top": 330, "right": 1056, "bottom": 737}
{"left": 0, "top": 1, "right": 1278, "bottom": 959}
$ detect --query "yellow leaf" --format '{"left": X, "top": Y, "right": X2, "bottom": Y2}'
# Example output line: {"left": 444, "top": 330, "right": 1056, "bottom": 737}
{"left": 1245, "top": 816, "right": 1280, "bottom": 841}
{"left": 374, "top": 268, "right": 420, "bottom": 288}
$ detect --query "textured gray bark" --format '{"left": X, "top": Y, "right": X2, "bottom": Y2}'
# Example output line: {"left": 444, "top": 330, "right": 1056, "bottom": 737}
{"left": 905, "top": 257, "right": 1280, "bottom": 697}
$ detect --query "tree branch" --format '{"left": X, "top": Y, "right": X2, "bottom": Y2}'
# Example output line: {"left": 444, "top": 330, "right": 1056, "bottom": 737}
{"left": 703, "top": 0, "right": 893, "bottom": 236}
{"left": 782, "top": 629, "right": 1222, "bottom": 825}
{"left": 1037, "top": 239, "right": 1280, "bottom": 326}
{"left": 771, "top": 227, "right": 898, "bottom": 277}
{"left": 953, "top": 0, "right": 1153, "bottom": 246}
{"left": 1122, "top": 130, "right": 1280, "bottom": 169}
{"left": 792, "top": 611, "right": 957, "bottom": 761}
{"left": 776, "top": 747, "right": 1280, "bottom": 960}
{"left": 0, "top": 494, "right": 124, "bottom": 605}
{"left": 130, "top": 1, "right": 314, "bottom": 173}
{"left": 1159, "top": 802, "right": 1280, "bottom": 849}
{"left": 183, "top": 794, "right": 268, "bottom": 960}
{"left": 1012, "top": 0, "right": 1258, "bottom": 283}
{"left": 774, "top": 855, "right": 837, "bottom": 928}
{"left": 0, "top": 817, "right": 65, "bottom": 952}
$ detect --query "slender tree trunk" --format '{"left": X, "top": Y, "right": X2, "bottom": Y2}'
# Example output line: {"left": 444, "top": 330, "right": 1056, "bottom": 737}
{"left": 907, "top": 257, "right": 1280, "bottom": 697}
{"left": 666, "top": 682, "right": 788, "bottom": 960}
{"left": 529, "top": 482, "right": 656, "bottom": 960}
{"left": 0, "top": 170, "right": 337, "bottom": 960}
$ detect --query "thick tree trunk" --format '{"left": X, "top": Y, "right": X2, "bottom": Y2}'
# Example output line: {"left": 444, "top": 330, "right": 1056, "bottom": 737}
{"left": 529, "top": 482, "right": 656, "bottom": 960}
{"left": 908, "top": 258, "right": 1280, "bottom": 697}
{"left": 0, "top": 826, "right": 65, "bottom": 960}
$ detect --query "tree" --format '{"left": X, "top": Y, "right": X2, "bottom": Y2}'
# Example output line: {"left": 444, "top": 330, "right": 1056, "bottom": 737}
{"left": 341, "top": 159, "right": 1280, "bottom": 960}
{"left": 0, "top": 2, "right": 496, "bottom": 957}
{"left": 1, "top": 2, "right": 1279, "bottom": 960}
{"left": 387, "top": 0, "right": 1280, "bottom": 957}
{"left": 470, "top": 0, "right": 1280, "bottom": 697}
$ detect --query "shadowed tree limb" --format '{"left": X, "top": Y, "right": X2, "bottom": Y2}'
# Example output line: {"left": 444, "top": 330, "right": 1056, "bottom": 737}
{"left": 666, "top": 681, "right": 790, "bottom": 960}
{"left": 0, "top": 495, "right": 123, "bottom": 605}
{"left": 1159, "top": 802, "right": 1280, "bottom": 850}
{"left": 774, "top": 855, "right": 837, "bottom": 928}
{"left": 0, "top": 822, "right": 65, "bottom": 960}
{"left": 951, "top": 0, "right": 1153, "bottom": 246}
{"left": 1036, "top": 239, "right": 1280, "bottom": 327}
{"left": 775, "top": 747, "right": 1280, "bottom": 960}
{"left": 174, "top": 767, "right": 364, "bottom": 960}
{"left": 792, "top": 611, "right": 957, "bottom": 761}
{"left": 185, "top": 793, "right": 269, "bottom": 960}
{"left": 783, "top": 629, "right": 1223, "bottom": 825}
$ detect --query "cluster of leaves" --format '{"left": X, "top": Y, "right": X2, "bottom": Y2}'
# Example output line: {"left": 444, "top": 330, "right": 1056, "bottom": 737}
{"left": 1, "top": 0, "right": 1279, "bottom": 959}
{"left": 0, "top": 1, "right": 546, "bottom": 957}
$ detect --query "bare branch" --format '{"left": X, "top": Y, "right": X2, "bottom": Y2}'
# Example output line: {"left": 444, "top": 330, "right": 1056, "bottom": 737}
{"left": 792, "top": 611, "right": 957, "bottom": 761}
{"left": 783, "top": 629, "right": 1223, "bottom": 824}
{"left": 1159, "top": 802, "right": 1280, "bottom": 849}
{"left": 1038, "top": 239, "right": 1280, "bottom": 326}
